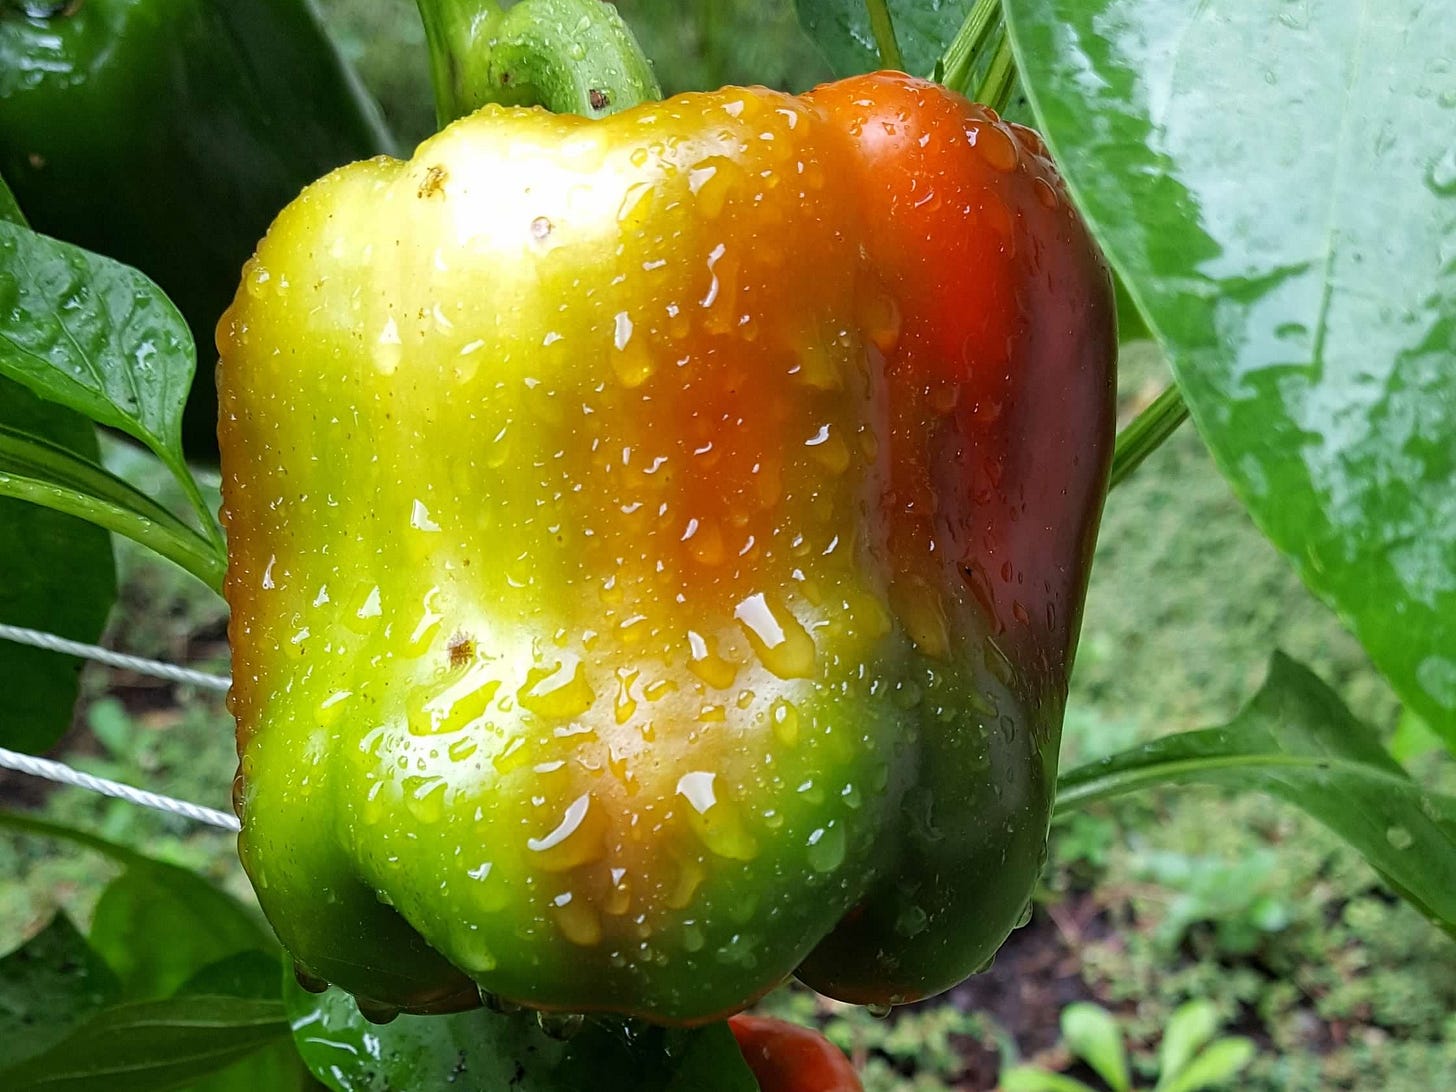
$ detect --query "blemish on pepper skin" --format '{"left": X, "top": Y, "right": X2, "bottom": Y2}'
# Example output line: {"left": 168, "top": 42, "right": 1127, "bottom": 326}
{"left": 419, "top": 165, "right": 448, "bottom": 199}
{"left": 447, "top": 632, "right": 476, "bottom": 668}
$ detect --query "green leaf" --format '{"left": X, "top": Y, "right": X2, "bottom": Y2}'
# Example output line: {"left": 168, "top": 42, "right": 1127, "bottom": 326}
{"left": 0, "top": 385, "right": 117, "bottom": 752}
{"left": 0, "top": 220, "right": 192, "bottom": 467}
{"left": 175, "top": 952, "right": 287, "bottom": 1001}
{"left": 1005, "top": 0, "right": 1456, "bottom": 747}
{"left": 285, "top": 978, "right": 757, "bottom": 1092}
{"left": 1060, "top": 1003, "right": 1129, "bottom": 1092}
{"left": 0, "top": 996, "right": 290, "bottom": 1092}
{"left": 0, "top": 424, "right": 224, "bottom": 592}
{"left": 1158, "top": 1038, "right": 1256, "bottom": 1092}
{"left": 0, "top": 173, "right": 23, "bottom": 226}
{"left": 794, "top": 0, "right": 970, "bottom": 78}
{"left": 0, "top": 916, "right": 121, "bottom": 1071}
{"left": 89, "top": 868, "right": 273, "bottom": 1002}
{"left": 0, "top": 216, "right": 218, "bottom": 543}
{"left": 1000, "top": 1066, "right": 1099, "bottom": 1092}
{"left": 1056, "top": 654, "right": 1456, "bottom": 936}
{"left": 1154, "top": 1001, "right": 1220, "bottom": 1090}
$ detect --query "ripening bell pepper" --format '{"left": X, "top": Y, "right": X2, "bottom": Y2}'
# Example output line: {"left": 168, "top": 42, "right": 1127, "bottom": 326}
{"left": 0, "top": 0, "right": 394, "bottom": 457}
{"left": 219, "top": 71, "right": 1115, "bottom": 1025}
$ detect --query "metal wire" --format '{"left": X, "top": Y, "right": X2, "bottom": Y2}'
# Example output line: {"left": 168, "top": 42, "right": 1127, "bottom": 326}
{"left": 0, "top": 622, "right": 232, "bottom": 692}
{"left": 0, "top": 622, "right": 238, "bottom": 830}
{"left": 0, "top": 745, "right": 240, "bottom": 831}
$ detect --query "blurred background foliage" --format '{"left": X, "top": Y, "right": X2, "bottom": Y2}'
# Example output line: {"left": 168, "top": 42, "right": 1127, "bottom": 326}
{"left": 1, "top": 2, "right": 1452, "bottom": 1089}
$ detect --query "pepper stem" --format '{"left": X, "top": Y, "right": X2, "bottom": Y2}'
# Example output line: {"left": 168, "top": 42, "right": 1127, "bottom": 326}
{"left": 415, "top": 0, "right": 662, "bottom": 126}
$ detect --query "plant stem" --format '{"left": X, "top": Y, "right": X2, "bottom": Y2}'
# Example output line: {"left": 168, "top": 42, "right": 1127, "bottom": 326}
{"left": 939, "top": 0, "right": 1003, "bottom": 95}
{"left": 972, "top": 30, "right": 1017, "bottom": 112}
{"left": 1108, "top": 384, "right": 1190, "bottom": 490}
{"left": 0, "top": 426, "right": 225, "bottom": 594}
{"left": 168, "top": 453, "right": 225, "bottom": 552}
{"left": 864, "top": 0, "right": 905, "bottom": 71}
{"left": 415, "top": 0, "right": 661, "bottom": 126}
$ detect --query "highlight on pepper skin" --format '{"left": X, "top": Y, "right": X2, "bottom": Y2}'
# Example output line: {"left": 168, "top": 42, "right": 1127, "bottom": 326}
{"left": 217, "top": 72, "right": 1115, "bottom": 1027}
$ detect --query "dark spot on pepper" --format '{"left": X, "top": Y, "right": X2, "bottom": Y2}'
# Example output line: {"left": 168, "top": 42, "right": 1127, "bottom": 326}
{"left": 447, "top": 632, "right": 476, "bottom": 668}
{"left": 589, "top": 88, "right": 609, "bottom": 111}
{"left": 418, "top": 164, "right": 448, "bottom": 199}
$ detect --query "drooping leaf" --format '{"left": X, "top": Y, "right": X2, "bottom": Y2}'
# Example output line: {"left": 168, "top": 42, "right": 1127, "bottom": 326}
{"left": 0, "top": 916, "right": 120, "bottom": 1071}
{"left": 89, "top": 869, "right": 273, "bottom": 1001}
{"left": 0, "top": 423, "right": 224, "bottom": 592}
{"left": 286, "top": 977, "right": 757, "bottom": 1092}
{"left": 1057, "top": 654, "right": 1456, "bottom": 936}
{"left": 0, "top": 996, "right": 290, "bottom": 1092}
{"left": 794, "top": 0, "right": 970, "bottom": 78}
{"left": 177, "top": 954, "right": 313, "bottom": 1092}
{"left": 175, "top": 952, "right": 288, "bottom": 1001}
{"left": 0, "top": 811, "right": 272, "bottom": 983}
{"left": 1006, "top": 0, "right": 1456, "bottom": 747}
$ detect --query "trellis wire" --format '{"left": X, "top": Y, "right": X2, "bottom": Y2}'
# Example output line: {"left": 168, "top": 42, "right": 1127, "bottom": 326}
{"left": 0, "top": 623, "right": 239, "bottom": 831}
{"left": 0, "top": 745, "right": 240, "bottom": 831}
{"left": 0, "top": 622, "right": 232, "bottom": 692}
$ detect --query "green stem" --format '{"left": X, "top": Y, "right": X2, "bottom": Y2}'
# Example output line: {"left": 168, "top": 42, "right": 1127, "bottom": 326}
{"left": 938, "top": 0, "right": 1003, "bottom": 94}
{"left": 415, "top": 0, "right": 661, "bottom": 126}
{"left": 864, "top": 0, "right": 905, "bottom": 71}
{"left": 1108, "top": 383, "right": 1190, "bottom": 490}
{"left": 0, "top": 426, "right": 225, "bottom": 594}
{"left": 167, "top": 452, "right": 225, "bottom": 553}
{"left": 971, "top": 30, "right": 1017, "bottom": 112}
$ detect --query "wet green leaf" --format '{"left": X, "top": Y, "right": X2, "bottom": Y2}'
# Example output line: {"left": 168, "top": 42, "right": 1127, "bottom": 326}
{"left": 0, "top": 916, "right": 120, "bottom": 1070}
{"left": 1007, "top": 0, "right": 1456, "bottom": 746}
{"left": 286, "top": 977, "right": 756, "bottom": 1092}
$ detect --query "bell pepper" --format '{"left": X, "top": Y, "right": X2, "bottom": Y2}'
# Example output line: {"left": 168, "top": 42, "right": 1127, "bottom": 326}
{"left": 0, "top": 0, "right": 394, "bottom": 457}
{"left": 729, "top": 1014, "right": 862, "bottom": 1092}
{"left": 218, "top": 71, "right": 1115, "bottom": 1025}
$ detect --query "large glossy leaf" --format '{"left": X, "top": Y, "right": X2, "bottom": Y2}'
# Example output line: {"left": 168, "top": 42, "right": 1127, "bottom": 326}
{"left": 795, "top": 0, "right": 970, "bottom": 77}
{"left": 286, "top": 978, "right": 757, "bottom": 1092}
{"left": 0, "top": 201, "right": 217, "bottom": 542}
{"left": 0, "top": 996, "right": 290, "bottom": 1092}
{"left": 1057, "top": 655, "right": 1456, "bottom": 936}
{"left": 0, "top": 219, "right": 193, "bottom": 469}
{"left": 0, "top": 179, "right": 116, "bottom": 753}
{"left": 1006, "top": 0, "right": 1456, "bottom": 745}
{"left": 0, "top": 916, "right": 120, "bottom": 1070}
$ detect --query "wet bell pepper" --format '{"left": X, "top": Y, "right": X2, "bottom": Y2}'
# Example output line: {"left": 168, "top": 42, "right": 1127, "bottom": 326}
{"left": 218, "top": 71, "right": 1115, "bottom": 1025}
{"left": 0, "top": 0, "right": 394, "bottom": 457}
